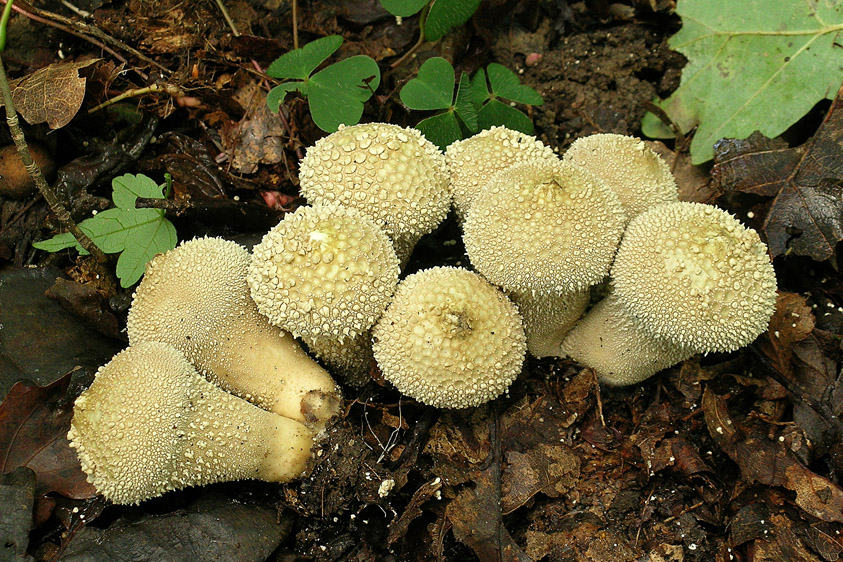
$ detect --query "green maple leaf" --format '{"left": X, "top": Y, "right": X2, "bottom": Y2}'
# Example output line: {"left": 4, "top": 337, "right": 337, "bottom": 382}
{"left": 641, "top": 0, "right": 843, "bottom": 164}
{"left": 32, "top": 173, "right": 177, "bottom": 288}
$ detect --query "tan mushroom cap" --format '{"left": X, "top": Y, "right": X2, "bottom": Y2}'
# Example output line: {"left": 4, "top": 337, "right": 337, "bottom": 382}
{"left": 67, "top": 342, "right": 316, "bottom": 504}
{"left": 612, "top": 202, "right": 778, "bottom": 352}
{"left": 127, "top": 237, "right": 340, "bottom": 427}
{"left": 298, "top": 123, "right": 450, "bottom": 242}
{"left": 446, "top": 126, "right": 558, "bottom": 220}
{"left": 560, "top": 293, "right": 695, "bottom": 385}
{"left": 511, "top": 289, "right": 589, "bottom": 358}
{"left": 564, "top": 133, "right": 678, "bottom": 223}
{"left": 372, "top": 267, "right": 526, "bottom": 409}
{"left": 248, "top": 204, "right": 400, "bottom": 341}
{"left": 463, "top": 160, "right": 626, "bottom": 295}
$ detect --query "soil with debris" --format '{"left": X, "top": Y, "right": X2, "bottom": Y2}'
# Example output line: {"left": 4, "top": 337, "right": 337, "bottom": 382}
{"left": 1, "top": 1, "right": 842, "bottom": 561}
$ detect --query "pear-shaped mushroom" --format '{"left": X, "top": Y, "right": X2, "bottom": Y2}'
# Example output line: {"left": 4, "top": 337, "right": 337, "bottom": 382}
{"left": 127, "top": 237, "right": 340, "bottom": 427}
{"left": 68, "top": 342, "right": 316, "bottom": 504}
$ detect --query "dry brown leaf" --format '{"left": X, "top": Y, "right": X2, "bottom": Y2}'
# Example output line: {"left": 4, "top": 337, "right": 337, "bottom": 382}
{"left": 5, "top": 59, "right": 99, "bottom": 129}
{"left": 501, "top": 443, "right": 579, "bottom": 514}
{"left": 757, "top": 292, "right": 816, "bottom": 377}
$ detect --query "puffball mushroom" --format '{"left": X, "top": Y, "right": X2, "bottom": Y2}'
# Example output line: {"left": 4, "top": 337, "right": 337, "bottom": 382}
{"left": 563, "top": 133, "right": 678, "bottom": 223}
{"left": 127, "top": 237, "right": 340, "bottom": 427}
{"left": 68, "top": 342, "right": 316, "bottom": 504}
{"left": 248, "top": 203, "right": 400, "bottom": 341}
{"left": 303, "top": 332, "right": 374, "bottom": 388}
{"left": 463, "top": 160, "right": 625, "bottom": 295}
{"left": 561, "top": 202, "right": 777, "bottom": 385}
{"left": 445, "top": 125, "right": 558, "bottom": 220}
{"left": 298, "top": 123, "right": 450, "bottom": 263}
{"left": 372, "top": 267, "right": 527, "bottom": 409}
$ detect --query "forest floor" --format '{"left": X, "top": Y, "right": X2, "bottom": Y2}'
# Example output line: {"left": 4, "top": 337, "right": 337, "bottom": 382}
{"left": 1, "top": 1, "right": 842, "bottom": 561}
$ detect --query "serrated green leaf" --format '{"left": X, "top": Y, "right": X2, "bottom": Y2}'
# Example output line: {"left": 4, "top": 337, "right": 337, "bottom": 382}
{"left": 266, "top": 35, "right": 344, "bottom": 80}
{"left": 308, "top": 55, "right": 381, "bottom": 132}
{"left": 400, "top": 57, "right": 455, "bottom": 110}
{"left": 32, "top": 231, "right": 79, "bottom": 252}
{"left": 424, "top": 0, "right": 482, "bottom": 42}
{"left": 454, "top": 72, "right": 478, "bottom": 132}
{"left": 415, "top": 111, "right": 463, "bottom": 150}
{"left": 380, "top": 0, "right": 428, "bottom": 17}
{"left": 267, "top": 82, "right": 303, "bottom": 112}
{"left": 486, "top": 63, "right": 543, "bottom": 105}
{"left": 115, "top": 218, "right": 177, "bottom": 288}
{"left": 111, "top": 173, "right": 164, "bottom": 209}
{"left": 477, "top": 99, "right": 534, "bottom": 134}
{"left": 641, "top": 0, "right": 843, "bottom": 164}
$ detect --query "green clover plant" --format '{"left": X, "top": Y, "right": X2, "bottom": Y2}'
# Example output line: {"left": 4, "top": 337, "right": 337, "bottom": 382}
{"left": 380, "top": 0, "right": 482, "bottom": 42}
{"left": 266, "top": 35, "right": 381, "bottom": 132}
{"left": 400, "top": 57, "right": 543, "bottom": 149}
{"left": 33, "top": 173, "right": 177, "bottom": 288}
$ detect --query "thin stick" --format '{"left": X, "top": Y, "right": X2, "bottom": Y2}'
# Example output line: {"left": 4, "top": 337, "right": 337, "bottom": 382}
{"left": 213, "top": 0, "right": 240, "bottom": 37}
{"left": 292, "top": 0, "right": 298, "bottom": 49}
{"left": 88, "top": 82, "right": 185, "bottom": 114}
{"left": 0, "top": 55, "right": 106, "bottom": 262}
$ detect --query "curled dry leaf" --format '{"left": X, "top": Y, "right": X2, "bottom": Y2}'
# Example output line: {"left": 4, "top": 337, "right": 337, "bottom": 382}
{"left": 4, "top": 59, "right": 99, "bottom": 129}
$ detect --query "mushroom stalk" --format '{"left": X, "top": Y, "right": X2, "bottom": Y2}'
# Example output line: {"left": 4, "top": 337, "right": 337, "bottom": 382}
{"left": 68, "top": 342, "right": 316, "bottom": 505}
{"left": 510, "top": 289, "right": 589, "bottom": 359}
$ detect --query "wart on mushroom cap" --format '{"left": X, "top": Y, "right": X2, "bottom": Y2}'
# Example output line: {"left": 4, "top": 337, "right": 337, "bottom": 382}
{"left": 612, "top": 201, "right": 778, "bottom": 352}
{"left": 298, "top": 122, "right": 450, "bottom": 259}
{"left": 248, "top": 203, "right": 400, "bottom": 341}
{"left": 445, "top": 126, "right": 558, "bottom": 220}
{"left": 563, "top": 133, "right": 678, "bottom": 224}
{"left": 372, "top": 267, "right": 527, "bottom": 409}
{"left": 127, "top": 237, "right": 340, "bottom": 427}
{"left": 68, "top": 342, "right": 316, "bottom": 504}
{"left": 463, "top": 160, "right": 625, "bottom": 295}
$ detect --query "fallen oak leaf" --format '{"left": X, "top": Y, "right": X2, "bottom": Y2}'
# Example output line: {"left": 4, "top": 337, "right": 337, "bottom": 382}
{"left": 702, "top": 388, "right": 843, "bottom": 523}
{"left": 2, "top": 59, "right": 99, "bottom": 129}
{"left": 711, "top": 85, "right": 843, "bottom": 261}
{"left": 0, "top": 372, "right": 96, "bottom": 501}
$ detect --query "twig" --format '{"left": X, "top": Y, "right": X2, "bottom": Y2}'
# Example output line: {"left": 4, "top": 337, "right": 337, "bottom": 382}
{"left": 213, "top": 0, "right": 239, "bottom": 37}
{"left": 88, "top": 82, "right": 185, "bottom": 114}
{"left": 0, "top": 55, "right": 106, "bottom": 262}
{"left": 292, "top": 0, "right": 298, "bottom": 49}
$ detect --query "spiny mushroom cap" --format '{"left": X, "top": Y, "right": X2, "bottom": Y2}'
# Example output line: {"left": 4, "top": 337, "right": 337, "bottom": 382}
{"left": 560, "top": 293, "right": 695, "bottom": 385}
{"left": 127, "top": 236, "right": 340, "bottom": 426}
{"left": 563, "top": 134, "right": 678, "bottom": 223}
{"left": 248, "top": 204, "right": 400, "bottom": 340}
{"left": 445, "top": 126, "right": 558, "bottom": 219}
{"left": 611, "top": 202, "right": 778, "bottom": 352}
{"left": 298, "top": 123, "right": 450, "bottom": 241}
{"left": 463, "top": 160, "right": 626, "bottom": 295}
{"left": 372, "top": 267, "right": 526, "bottom": 409}
{"left": 67, "top": 342, "right": 316, "bottom": 504}
{"left": 511, "top": 289, "right": 589, "bottom": 358}
{"left": 303, "top": 332, "right": 374, "bottom": 388}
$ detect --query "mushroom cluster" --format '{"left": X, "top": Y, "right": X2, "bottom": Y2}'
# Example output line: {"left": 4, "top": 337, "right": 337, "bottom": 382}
{"left": 69, "top": 122, "right": 779, "bottom": 504}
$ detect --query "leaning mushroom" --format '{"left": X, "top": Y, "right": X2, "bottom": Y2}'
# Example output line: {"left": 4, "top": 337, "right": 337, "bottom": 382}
{"left": 563, "top": 133, "right": 678, "bottom": 224}
{"left": 561, "top": 202, "right": 778, "bottom": 385}
{"left": 445, "top": 125, "right": 558, "bottom": 220}
{"left": 127, "top": 237, "right": 340, "bottom": 427}
{"left": 372, "top": 267, "right": 527, "bottom": 409}
{"left": 298, "top": 122, "right": 450, "bottom": 264}
{"left": 68, "top": 342, "right": 317, "bottom": 504}
{"left": 511, "top": 289, "right": 589, "bottom": 358}
{"left": 248, "top": 203, "right": 400, "bottom": 341}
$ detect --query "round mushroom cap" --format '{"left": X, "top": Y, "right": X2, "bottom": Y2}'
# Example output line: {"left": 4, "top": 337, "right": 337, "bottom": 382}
{"left": 612, "top": 201, "right": 778, "bottom": 352}
{"left": 67, "top": 342, "right": 315, "bottom": 504}
{"left": 463, "top": 160, "right": 626, "bottom": 294}
{"left": 372, "top": 267, "right": 526, "bottom": 409}
{"left": 248, "top": 204, "right": 400, "bottom": 340}
{"left": 299, "top": 123, "right": 450, "bottom": 241}
{"left": 303, "top": 332, "right": 374, "bottom": 388}
{"left": 564, "top": 134, "right": 678, "bottom": 222}
{"left": 446, "top": 126, "right": 558, "bottom": 219}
